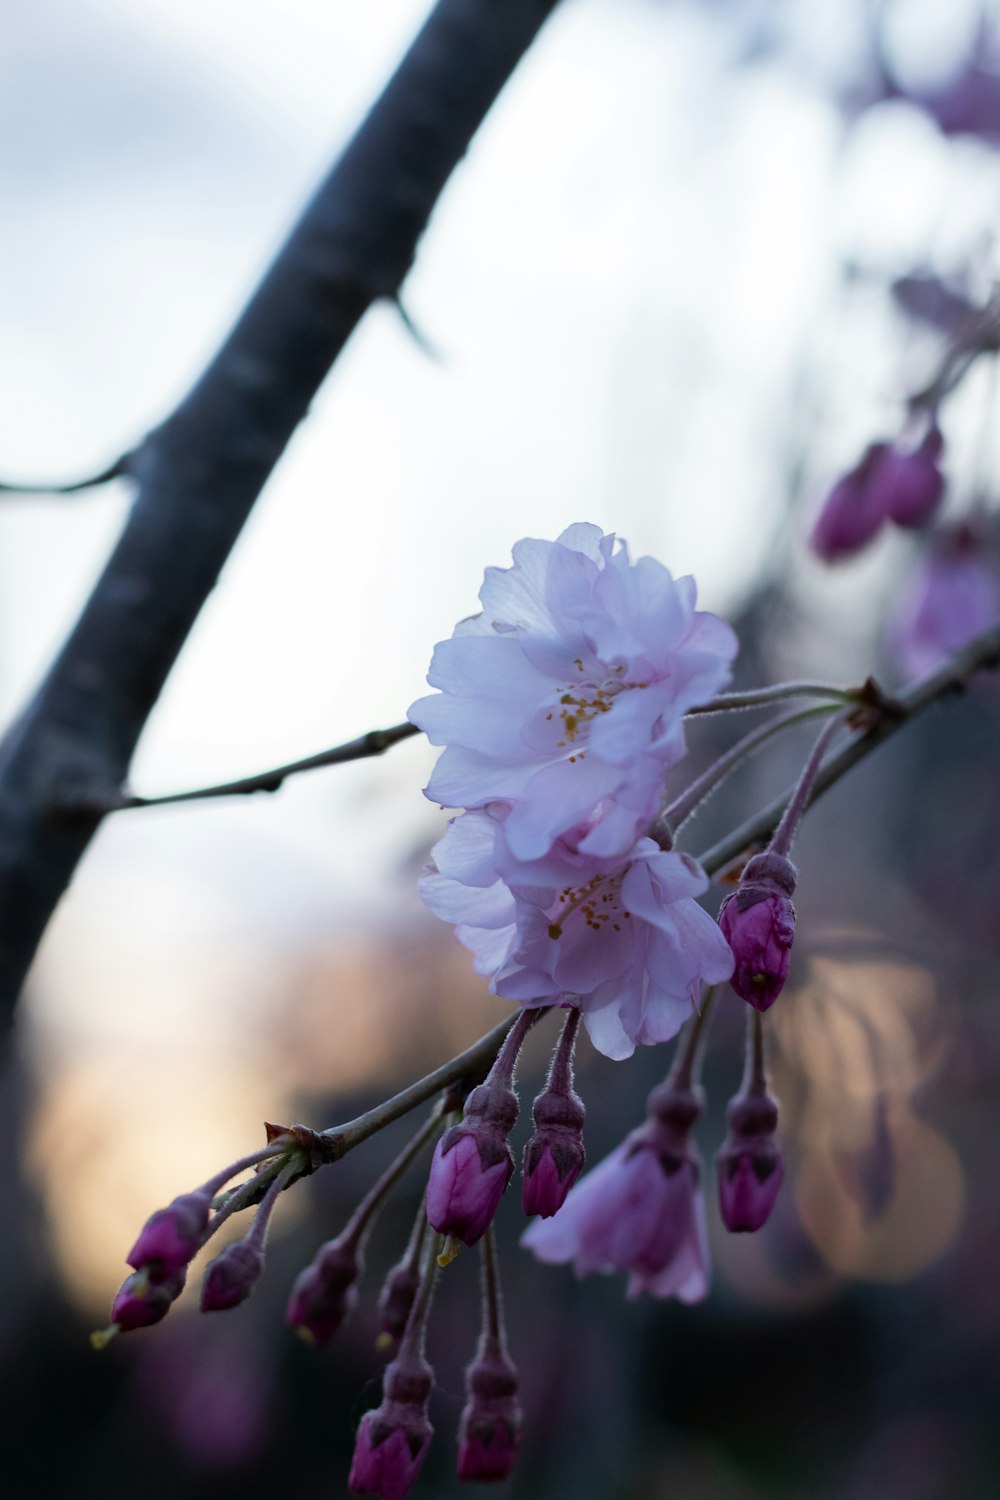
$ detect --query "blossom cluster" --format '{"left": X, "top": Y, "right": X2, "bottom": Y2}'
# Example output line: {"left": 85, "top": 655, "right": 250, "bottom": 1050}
{"left": 409, "top": 525, "right": 739, "bottom": 1059}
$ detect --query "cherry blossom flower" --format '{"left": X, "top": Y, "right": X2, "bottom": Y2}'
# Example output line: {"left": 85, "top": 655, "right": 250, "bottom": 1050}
{"left": 421, "top": 809, "right": 733, "bottom": 1060}
{"left": 410, "top": 525, "right": 737, "bottom": 862}
{"left": 522, "top": 1088, "right": 710, "bottom": 1302}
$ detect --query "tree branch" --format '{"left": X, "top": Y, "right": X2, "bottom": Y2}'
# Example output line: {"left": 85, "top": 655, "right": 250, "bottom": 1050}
{"left": 0, "top": 0, "right": 562, "bottom": 1023}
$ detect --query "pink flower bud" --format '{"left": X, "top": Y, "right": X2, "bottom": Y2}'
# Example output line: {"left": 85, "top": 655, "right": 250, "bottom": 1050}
{"left": 879, "top": 428, "right": 945, "bottom": 528}
{"left": 376, "top": 1260, "right": 421, "bottom": 1349}
{"left": 426, "top": 1080, "right": 517, "bottom": 1246}
{"left": 522, "top": 1078, "right": 586, "bottom": 1219}
{"left": 457, "top": 1341, "right": 522, "bottom": 1483}
{"left": 718, "top": 851, "right": 797, "bottom": 1012}
{"left": 716, "top": 1090, "right": 783, "bottom": 1233}
{"left": 127, "top": 1191, "right": 211, "bottom": 1278}
{"left": 201, "top": 1240, "right": 264, "bottom": 1313}
{"left": 286, "top": 1236, "right": 360, "bottom": 1347}
{"left": 426, "top": 1133, "right": 512, "bottom": 1247}
{"left": 810, "top": 444, "right": 888, "bottom": 560}
{"left": 349, "top": 1354, "right": 434, "bottom": 1500}
{"left": 110, "top": 1267, "right": 187, "bottom": 1332}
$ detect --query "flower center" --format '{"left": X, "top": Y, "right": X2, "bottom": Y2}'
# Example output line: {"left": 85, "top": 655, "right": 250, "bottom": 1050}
{"left": 544, "top": 661, "right": 646, "bottom": 758}
{"left": 546, "top": 870, "right": 632, "bottom": 940}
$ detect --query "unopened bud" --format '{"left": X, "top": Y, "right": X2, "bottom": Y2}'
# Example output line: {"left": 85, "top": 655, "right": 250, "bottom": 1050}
{"left": 879, "top": 428, "right": 945, "bottom": 528}
{"left": 127, "top": 1191, "right": 211, "bottom": 1278}
{"left": 349, "top": 1352, "right": 434, "bottom": 1499}
{"left": 201, "top": 1239, "right": 264, "bottom": 1313}
{"left": 716, "top": 1087, "right": 784, "bottom": 1233}
{"left": 286, "top": 1235, "right": 360, "bottom": 1347}
{"left": 522, "top": 1081, "right": 586, "bottom": 1219}
{"left": 457, "top": 1340, "right": 522, "bottom": 1483}
{"left": 426, "top": 1081, "right": 518, "bottom": 1247}
{"left": 719, "top": 851, "right": 797, "bottom": 1011}
{"left": 376, "top": 1259, "right": 421, "bottom": 1350}
{"left": 100, "top": 1266, "right": 187, "bottom": 1340}
{"left": 811, "top": 444, "right": 888, "bottom": 560}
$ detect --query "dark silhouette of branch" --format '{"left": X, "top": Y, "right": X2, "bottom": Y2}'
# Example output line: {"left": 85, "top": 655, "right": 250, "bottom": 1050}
{"left": 0, "top": 0, "right": 562, "bottom": 1023}
{"left": 0, "top": 454, "right": 131, "bottom": 496}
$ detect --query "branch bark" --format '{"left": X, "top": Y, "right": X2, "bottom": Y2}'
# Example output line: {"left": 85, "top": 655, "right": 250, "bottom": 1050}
{"left": 0, "top": 0, "right": 562, "bottom": 1022}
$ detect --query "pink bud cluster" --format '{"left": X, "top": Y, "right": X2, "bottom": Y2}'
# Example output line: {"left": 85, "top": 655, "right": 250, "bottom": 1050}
{"left": 812, "top": 426, "right": 946, "bottom": 561}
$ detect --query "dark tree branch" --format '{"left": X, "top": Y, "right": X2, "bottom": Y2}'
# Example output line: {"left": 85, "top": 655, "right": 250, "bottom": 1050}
{"left": 0, "top": 454, "right": 132, "bottom": 496}
{"left": 0, "top": 0, "right": 562, "bottom": 1022}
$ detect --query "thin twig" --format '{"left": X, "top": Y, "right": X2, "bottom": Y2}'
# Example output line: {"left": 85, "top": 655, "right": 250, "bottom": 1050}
{"left": 0, "top": 453, "right": 131, "bottom": 496}
{"left": 99, "top": 722, "right": 420, "bottom": 813}
{"left": 87, "top": 686, "right": 853, "bottom": 817}
{"left": 697, "top": 620, "right": 1000, "bottom": 877}
{"left": 686, "top": 681, "right": 856, "bottom": 715}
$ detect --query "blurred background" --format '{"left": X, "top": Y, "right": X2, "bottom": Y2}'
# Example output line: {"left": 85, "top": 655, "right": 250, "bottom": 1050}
{"left": 2, "top": 0, "right": 1000, "bottom": 1495}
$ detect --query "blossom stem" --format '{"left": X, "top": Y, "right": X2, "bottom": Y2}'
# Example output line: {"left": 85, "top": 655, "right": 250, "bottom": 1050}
{"left": 689, "top": 682, "right": 857, "bottom": 716}
{"left": 480, "top": 1224, "right": 506, "bottom": 1348}
{"left": 399, "top": 1227, "right": 444, "bottom": 1364}
{"left": 743, "top": 1008, "right": 767, "bottom": 1096}
{"left": 669, "top": 987, "right": 718, "bottom": 1091}
{"left": 547, "top": 1007, "right": 581, "bottom": 1097}
{"left": 659, "top": 703, "right": 842, "bottom": 841}
{"left": 341, "top": 1107, "right": 445, "bottom": 1250}
{"left": 489, "top": 1006, "right": 543, "bottom": 1088}
{"left": 242, "top": 1159, "right": 299, "bottom": 1253}
{"left": 206, "top": 1160, "right": 288, "bottom": 1238}
{"left": 199, "top": 1144, "right": 290, "bottom": 1198}
{"left": 768, "top": 714, "right": 846, "bottom": 857}
{"left": 323, "top": 1010, "right": 544, "bottom": 1159}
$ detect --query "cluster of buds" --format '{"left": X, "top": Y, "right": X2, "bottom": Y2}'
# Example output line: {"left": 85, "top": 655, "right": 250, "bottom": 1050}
{"left": 92, "top": 1130, "right": 321, "bottom": 1348}
{"left": 427, "top": 1008, "right": 586, "bottom": 1256}
{"left": 812, "top": 423, "right": 945, "bottom": 561}
{"left": 525, "top": 999, "right": 786, "bottom": 1301}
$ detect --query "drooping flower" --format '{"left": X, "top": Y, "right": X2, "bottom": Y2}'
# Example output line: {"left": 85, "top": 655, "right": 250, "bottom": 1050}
{"left": 891, "top": 523, "right": 1000, "bottom": 677}
{"left": 421, "top": 809, "right": 733, "bottom": 1060}
{"left": 410, "top": 526, "right": 737, "bottom": 862}
{"left": 522, "top": 1080, "right": 709, "bottom": 1302}
{"left": 718, "top": 849, "right": 797, "bottom": 1012}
